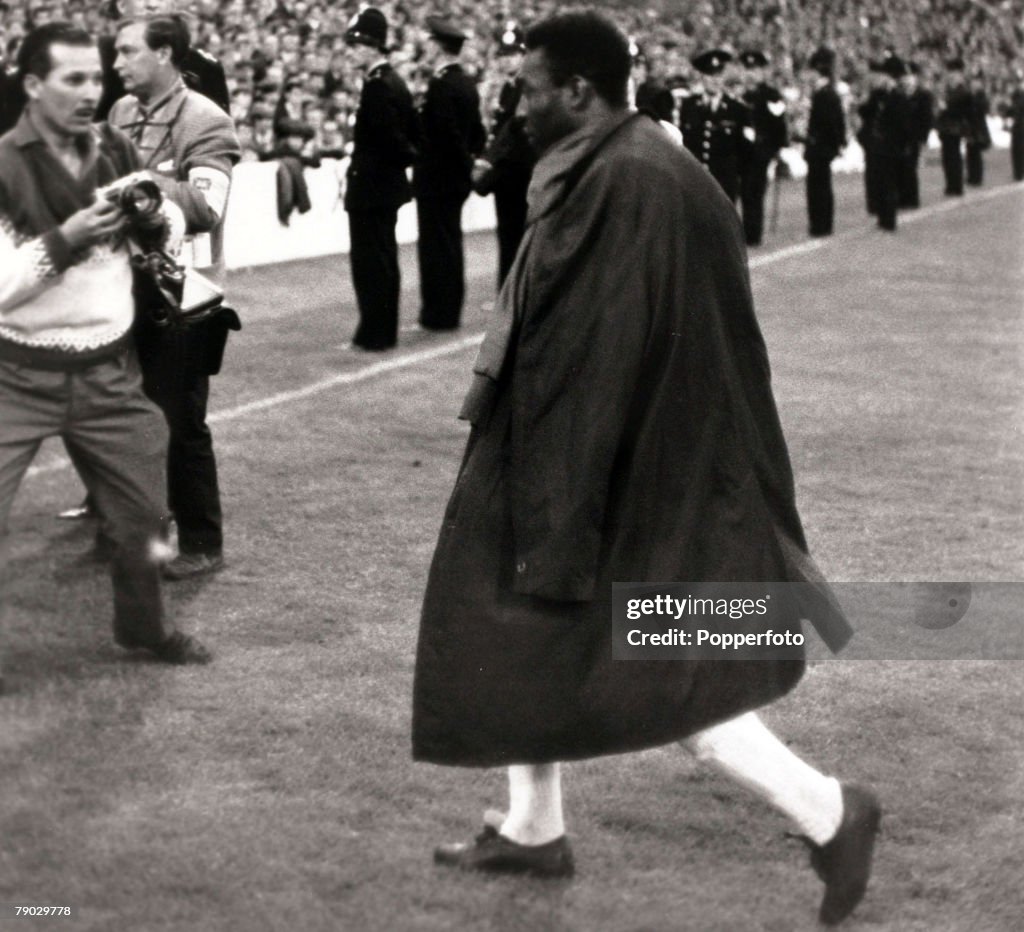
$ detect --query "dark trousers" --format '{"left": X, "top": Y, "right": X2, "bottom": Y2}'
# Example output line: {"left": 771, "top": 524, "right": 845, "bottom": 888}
{"left": 863, "top": 149, "right": 878, "bottom": 215}
{"left": 416, "top": 193, "right": 466, "bottom": 330}
{"left": 898, "top": 145, "right": 921, "bottom": 208}
{"left": 805, "top": 151, "right": 835, "bottom": 236}
{"left": 1012, "top": 124, "right": 1024, "bottom": 181}
{"left": 493, "top": 183, "right": 528, "bottom": 288}
{"left": 135, "top": 321, "right": 223, "bottom": 557}
{"left": 348, "top": 208, "right": 400, "bottom": 350}
{"left": 966, "top": 143, "right": 984, "bottom": 186}
{"left": 871, "top": 151, "right": 900, "bottom": 230}
{"left": 940, "top": 134, "right": 964, "bottom": 195}
{"left": 0, "top": 352, "right": 171, "bottom": 649}
{"left": 740, "top": 156, "right": 771, "bottom": 246}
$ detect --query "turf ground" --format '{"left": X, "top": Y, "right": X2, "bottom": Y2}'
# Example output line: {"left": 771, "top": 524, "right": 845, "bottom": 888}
{"left": 1, "top": 159, "right": 1022, "bottom": 932}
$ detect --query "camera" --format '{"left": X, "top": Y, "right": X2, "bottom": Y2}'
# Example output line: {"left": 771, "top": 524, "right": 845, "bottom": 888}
{"left": 99, "top": 173, "right": 169, "bottom": 252}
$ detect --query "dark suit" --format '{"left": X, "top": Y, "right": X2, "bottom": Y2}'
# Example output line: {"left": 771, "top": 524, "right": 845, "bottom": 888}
{"left": 1008, "top": 88, "right": 1024, "bottom": 181}
{"left": 937, "top": 83, "right": 972, "bottom": 195}
{"left": 679, "top": 91, "right": 751, "bottom": 202}
{"left": 414, "top": 63, "right": 486, "bottom": 329}
{"left": 804, "top": 80, "right": 845, "bottom": 236}
{"left": 860, "top": 87, "right": 914, "bottom": 230}
{"left": 741, "top": 81, "right": 788, "bottom": 244}
{"left": 96, "top": 37, "right": 230, "bottom": 121}
{"left": 966, "top": 89, "right": 990, "bottom": 186}
{"left": 344, "top": 62, "right": 419, "bottom": 350}
{"left": 474, "top": 79, "right": 535, "bottom": 287}
{"left": 899, "top": 86, "right": 934, "bottom": 208}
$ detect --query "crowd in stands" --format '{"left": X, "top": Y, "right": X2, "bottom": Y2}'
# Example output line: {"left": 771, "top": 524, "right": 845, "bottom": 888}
{"left": 1, "top": 0, "right": 1021, "bottom": 164}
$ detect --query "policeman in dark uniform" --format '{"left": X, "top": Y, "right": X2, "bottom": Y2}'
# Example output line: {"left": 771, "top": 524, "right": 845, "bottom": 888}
{"left": 965, "top": 69, "right": 991, "bottom": 187}
{"left": 343, "top": 7, "right": 419, "bottom": 350}
{"left": 937, "top": 57, "right": 972, "bottom": 196}
{"left": 471, "top": 22, "right": 535, "bottom": 288}
{"left": 678, "top": 48, "right": 750, "bottom": 203}
{"left": 413, "top": 16, "right": 485, "bottom": 331}
{"left": 898, "top": 62, "right": 934, "bottom": 208}
{"left": 738, "top": 49, "right": 787, "bottom": 246}
{"left": 859, "top": 53, "right": 913, "bottom": 231}
{"left": 803, "top": 46, "right": 846, "bottom": 237}
{"left": 95, "top": 0, "right": 229, "bottom": 121}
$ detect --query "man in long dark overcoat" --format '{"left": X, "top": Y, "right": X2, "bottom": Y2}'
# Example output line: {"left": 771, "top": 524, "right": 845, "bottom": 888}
{"left": 412, "top": 12, "right": 880, "bottom": 927}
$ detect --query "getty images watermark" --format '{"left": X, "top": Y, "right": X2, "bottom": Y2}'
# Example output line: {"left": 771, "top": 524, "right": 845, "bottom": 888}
{"left": 612, "top": 582, "right": 1023, "bottom": 660}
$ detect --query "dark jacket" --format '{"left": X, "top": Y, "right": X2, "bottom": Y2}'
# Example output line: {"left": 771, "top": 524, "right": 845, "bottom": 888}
{"left": 858, "top": 87, "right": 914, "bottom": 156}
{"left": 907, "top": 87, "right": 935, "bottom": 146}
{"left": 413, "top": 62, "right": 485, "bottom": 201}
{"left": 96, "top": 36, "right": 230, "bottom": 121}
{"left": 344, "top": 62, "right": 418, "bottom": 212}
{"left": 744, "top": 81, "right": 789, "bottom": 161}
{"left": 473, "top": 79, "right": 534, "bottom": 197}
{"left": 635, "top": 79, "right": 675, "bottom": 122}
{"left": 936, "top": 82, "right": 973, "bottom": 138}
{"left": 678, "top": 91, "right": 751, "bottom": 200}
{"left": 412, "top": 113, "right": 850, "bottom": 767}
{"left": 805, "top": 82, "right": 845, "bottom": 161}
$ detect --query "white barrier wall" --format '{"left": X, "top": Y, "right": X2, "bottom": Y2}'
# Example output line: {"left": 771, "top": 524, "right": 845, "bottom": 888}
{"left": 224, "top": 118, "right": 1011, "bottom": 270}
{"left": 223, "top": 159, "right": 497, "bottom": 270}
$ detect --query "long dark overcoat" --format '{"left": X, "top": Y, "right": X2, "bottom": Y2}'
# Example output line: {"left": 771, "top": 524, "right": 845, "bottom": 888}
{"left": 412, "top": 113, "right": 848, "bottom": 768}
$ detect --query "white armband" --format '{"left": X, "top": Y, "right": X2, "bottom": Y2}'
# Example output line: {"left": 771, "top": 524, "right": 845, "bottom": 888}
{"left": 188, "top": 166, "right": 231, "bottom": 220}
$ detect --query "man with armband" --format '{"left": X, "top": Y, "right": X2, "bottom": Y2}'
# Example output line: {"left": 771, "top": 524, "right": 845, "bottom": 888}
{"left": 109, "top": 13, "right": 240, "bottom": 580}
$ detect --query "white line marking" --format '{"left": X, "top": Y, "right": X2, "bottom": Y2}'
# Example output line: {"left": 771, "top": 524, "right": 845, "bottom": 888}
{"left": 23, "top": 183, "right": 1023, "bottom": 481}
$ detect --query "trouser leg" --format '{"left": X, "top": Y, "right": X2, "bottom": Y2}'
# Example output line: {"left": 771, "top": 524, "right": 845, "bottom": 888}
{"left": 965, "top": 143, "right": 984, "bottom": 185}
{"left": 875, "top": 154, "right": 899, "bottom": 230}
{"left": 494, "top": 187, "right": 527, "bottom": 289}
{"left": 683, "top": 711, "right": 843, "bottom": 845}
{"left": 417, "top": 194, "right": 466, "bottom": 330}
{"left": 806, "top": 156, "right": 834, "bottom": 236}
{"left": 863, "top": 150, "right": 878, "bottom": 215}
{"left": 1012, "top": 128, "right": 1024, "bottom": 181}
{"left": 741, "top": 158, "right": 769, "bottom": 245}
{"left": 941, "top": 135, "right": 964, "bottom": 194}
{"left": 60, "top": 352, "right": 173, "bottom": 649}
{"left": 137, "top": 324, "right": 222, "bottom": 557}
{"left": 349, "top": 208, "right": 400, "bottom": 349}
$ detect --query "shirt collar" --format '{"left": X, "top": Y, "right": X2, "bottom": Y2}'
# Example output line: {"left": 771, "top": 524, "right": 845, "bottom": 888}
{"left": 135, "top": 77, "right": 187, "bottom": 120}
{"left": 14, "top": 109, "right": 97, "bottom": 163}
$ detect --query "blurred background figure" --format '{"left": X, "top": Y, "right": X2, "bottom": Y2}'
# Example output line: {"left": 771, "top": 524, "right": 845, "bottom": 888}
{"left": 937, "top": 57, "right": 972, "bottom": 196}
{"left": 965, "top": 68, "right": 991, "bottom": 187}
{"left": 802, "top": 46, "right": 845, "bottom": 237}
{"left": 897, "top": 62, "right": 934, "bottom": 210}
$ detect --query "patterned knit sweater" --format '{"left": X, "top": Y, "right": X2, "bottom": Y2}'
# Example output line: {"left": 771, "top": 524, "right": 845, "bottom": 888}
{"left": 0, "top": 112, "right": 139, "bottom": 367}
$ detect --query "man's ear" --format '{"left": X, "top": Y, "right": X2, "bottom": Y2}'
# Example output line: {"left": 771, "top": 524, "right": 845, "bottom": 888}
{"left": 23, "top": 72, "right": 45, "bottom": 101}
{"left": 566, "top": 74, "right": 593, "bottom": 111}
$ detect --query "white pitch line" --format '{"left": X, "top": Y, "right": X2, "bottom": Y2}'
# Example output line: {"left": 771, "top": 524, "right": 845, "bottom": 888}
{"left": 23, "top": 181, "right": 1023, "bottom": 481}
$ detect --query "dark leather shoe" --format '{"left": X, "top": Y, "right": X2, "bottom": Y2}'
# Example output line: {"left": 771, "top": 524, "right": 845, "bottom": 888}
{"left": 807, "top": 784, "right": 882, "bottom": 925}
{"left": 152, "top": 632, "right": 213, "bottom": 665}
{"left": 434, "top": 825, "right": 575, "bottom": 878}
{"left": 163, "top": 552, "right": 224, "bottom": 581}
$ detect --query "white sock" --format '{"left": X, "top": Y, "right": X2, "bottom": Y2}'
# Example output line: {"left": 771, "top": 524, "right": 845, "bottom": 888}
{"left": 500, "top": 763, "right": 566, "bottom": 846}
{"left": 683, "top": 711, "right": 844, "bottom": 845}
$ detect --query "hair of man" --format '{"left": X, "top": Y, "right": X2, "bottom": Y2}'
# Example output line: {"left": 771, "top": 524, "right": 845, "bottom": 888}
{"left": 523, "top": 11, "right": 631, "bottom": 108}
{"left": 116, "top": 13, "right": 190, "bottom": 69}
{"left": 16, "top": 20, "right": 92, "bottom": 81}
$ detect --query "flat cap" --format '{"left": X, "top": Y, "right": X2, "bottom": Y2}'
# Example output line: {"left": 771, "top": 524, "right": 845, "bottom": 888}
{"left": 426, "top": 15, "right": 466, "bottom": 43}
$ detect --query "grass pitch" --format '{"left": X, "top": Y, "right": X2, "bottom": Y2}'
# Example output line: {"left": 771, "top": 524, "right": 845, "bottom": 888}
{"left": 1, "top": 162, "right": 1022, "bottom": 931}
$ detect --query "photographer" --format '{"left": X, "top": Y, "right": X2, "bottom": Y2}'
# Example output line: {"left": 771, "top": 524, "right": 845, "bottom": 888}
{"left": 109, "top": 13, "right": 241, "bottom": 580}
{"left": 0, "top": 22, "right": 210, "bottom": 667}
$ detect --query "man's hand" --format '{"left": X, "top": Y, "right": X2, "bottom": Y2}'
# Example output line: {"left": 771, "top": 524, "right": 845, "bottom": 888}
{"left": 59, "top": 199, "right": 125, "bottom": 251}
{"left": 471, "top": 158, "right": 493, "bottom": 186}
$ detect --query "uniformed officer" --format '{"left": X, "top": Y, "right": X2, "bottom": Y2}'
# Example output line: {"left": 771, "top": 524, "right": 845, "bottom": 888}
{"left": 413, "top": 16, "right": 485, "bottom": 331}
{"left": 858, "top": 53, "right": 913, "bottom": 231}
{"left": 803, "top": 46, "right": 846, "bottom": 237}
{"left": 738, "top": 49, "right": 787, "bottom": 246}
{"left": 343, "top": 7, "right": 419, "bottom": 350}
{"left": 97, "top": 0, "right": 229, "bottom": 120}
{"left": 898, "top": 62, "right": 934, "bottom": 208}
{"left": 678, "top": 48, "right": 750, "bottom": 203}
{"left": 471, "top": 22, "right": 535, "bottom": 288}
{"left": 936, "top": 57, "right": 972, "bottom": 196}
{"left": 110, "top": 13, "right": 241, "bottom": 579}
{"left": 965, "top": 69, "right": 991, "bottom": 187}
